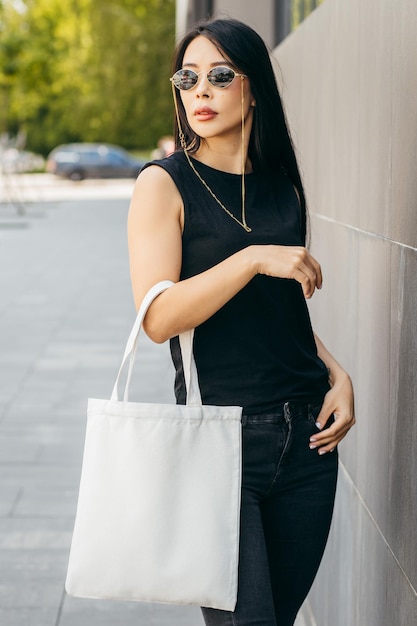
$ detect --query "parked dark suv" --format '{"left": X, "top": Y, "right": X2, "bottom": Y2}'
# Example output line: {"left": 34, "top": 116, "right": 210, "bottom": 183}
{"left": 46, "top": 143, "right": 146, "bottom": 180}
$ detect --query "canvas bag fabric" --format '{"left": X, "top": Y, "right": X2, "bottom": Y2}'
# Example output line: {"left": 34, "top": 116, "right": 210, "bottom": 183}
{"left": 65, "top": 280, "right": 243, "bottom": 610}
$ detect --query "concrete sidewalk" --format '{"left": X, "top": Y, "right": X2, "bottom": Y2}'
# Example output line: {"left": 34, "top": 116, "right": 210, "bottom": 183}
{"left": 0, "top": 193, "right": 307, "bottom": 625}
{"left": 0, "top": 196, "right": 204, "bottom": 625}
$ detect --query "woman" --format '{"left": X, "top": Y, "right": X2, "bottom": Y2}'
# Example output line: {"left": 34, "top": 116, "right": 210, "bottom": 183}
{"left": 128, "top": 18, "right": 355, "bottom": 626}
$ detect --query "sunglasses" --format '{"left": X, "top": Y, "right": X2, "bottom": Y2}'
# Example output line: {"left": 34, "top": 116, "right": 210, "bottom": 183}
{"left": 170, "top": 66, "right": 246, "bottom": 91}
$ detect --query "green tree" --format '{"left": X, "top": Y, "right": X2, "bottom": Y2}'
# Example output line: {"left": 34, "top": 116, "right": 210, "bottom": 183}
{"left": 0, "top": 0, "right": 93, "bottom": 153}
{"left": 0, "top": 0, "right": 26, "bottom": 136}
{"left": 85, "top": 0, "right": 175, "bottom": 149}
{"left": 0, "top": 0, "right": 175, "bottom": 155}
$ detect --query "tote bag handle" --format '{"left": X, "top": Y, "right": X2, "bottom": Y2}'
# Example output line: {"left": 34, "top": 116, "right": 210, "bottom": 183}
{"left": 111, "top": 281, "right": 202, "bottom": 406}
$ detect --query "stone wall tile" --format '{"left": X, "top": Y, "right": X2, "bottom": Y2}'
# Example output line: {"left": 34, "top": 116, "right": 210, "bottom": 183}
{"left": 391, "top": 4, "right": 417, "bottom": 248}
{"left": 357, "top": 1, "right": 393, "bottom": 238}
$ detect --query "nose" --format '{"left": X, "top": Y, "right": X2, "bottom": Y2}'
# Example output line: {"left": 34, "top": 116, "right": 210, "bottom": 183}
{"left": 194, "top": 73, "right": 211, "bottom": 98}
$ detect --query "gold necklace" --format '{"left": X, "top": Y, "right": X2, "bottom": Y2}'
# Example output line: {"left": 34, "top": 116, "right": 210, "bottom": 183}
{"left": 171, "top": 78, "right": 252, "bottom": 233}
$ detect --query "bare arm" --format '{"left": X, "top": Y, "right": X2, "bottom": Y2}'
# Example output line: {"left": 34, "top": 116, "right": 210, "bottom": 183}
{"left": 128, "top": 165, "right": 323, "bottom": 343}
{"left": 309, "top": 333, "right": 355, "bottom": 454}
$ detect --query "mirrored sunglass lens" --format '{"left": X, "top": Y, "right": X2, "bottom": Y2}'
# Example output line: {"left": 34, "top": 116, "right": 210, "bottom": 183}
{"left": 173, "top": 70, "right": 198, "bottom": 90}
{"left": 208, "top": 67, "right": 235, "bottom": 87}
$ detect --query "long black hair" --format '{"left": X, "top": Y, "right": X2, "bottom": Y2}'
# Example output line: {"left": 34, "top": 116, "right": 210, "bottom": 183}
{"left": 172, "top": 18, "right": 308, "bottom": 243}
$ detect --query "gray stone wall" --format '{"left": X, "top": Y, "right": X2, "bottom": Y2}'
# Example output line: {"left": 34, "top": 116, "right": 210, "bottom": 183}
{"left": 177, "top": 0, "right": 276, "bottom": 49}
{"left": 274, "top": 1, "right": 417, "bottom": 623}
{"left": 210, "top": 0, "right": 276, "bottom": 48}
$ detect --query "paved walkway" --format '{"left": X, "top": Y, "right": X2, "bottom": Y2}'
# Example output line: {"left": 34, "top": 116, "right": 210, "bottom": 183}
{"left": 0, "top": 181, "right": 307, "bottom": 625}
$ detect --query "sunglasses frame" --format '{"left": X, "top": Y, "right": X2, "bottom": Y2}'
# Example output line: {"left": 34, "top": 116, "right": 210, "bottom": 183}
{"left": 170, "top": 66, "right": 246, "bottom": 91}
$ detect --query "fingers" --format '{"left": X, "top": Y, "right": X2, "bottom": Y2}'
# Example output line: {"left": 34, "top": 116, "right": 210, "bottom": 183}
{"left": 291, "top": 250, "right": 322, "bottom": 298}
{"left": 256, "top": 246, "right": 322, "bottom": 296}
{"left": 293, "top": 267, "right": 317, "bottom": 298}
{"left": 309, "top": 412, "right": 356, "bottom": 455}
{"left": 314, "top": 400, "right": 333, "bottom": 430}
{"left": 310, "top": 256, "right": 323, "bottom": 289}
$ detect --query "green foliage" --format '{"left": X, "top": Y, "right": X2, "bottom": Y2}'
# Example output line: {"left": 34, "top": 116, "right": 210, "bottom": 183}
{"left": 291, "top": 0, "right": 326, "bottom": 30}
{"left": 0, "top": 0, "right": 176, "bottom": 154}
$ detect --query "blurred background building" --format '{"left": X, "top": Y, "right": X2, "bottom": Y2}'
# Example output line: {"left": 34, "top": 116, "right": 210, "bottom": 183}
{"left": 177, "top": 1, "right": 417, "bottom": 624}
{"left": 176, "top": 0, "right": 325, "bottom": 46}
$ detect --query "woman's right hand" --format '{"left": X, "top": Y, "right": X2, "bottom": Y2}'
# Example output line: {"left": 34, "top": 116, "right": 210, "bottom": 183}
{"left": 250, "top": 245, "right": 322, "bottom": 299}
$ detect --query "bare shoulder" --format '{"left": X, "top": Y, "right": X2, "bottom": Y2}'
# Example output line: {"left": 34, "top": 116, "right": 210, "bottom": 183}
{"left": 129, "top": 162, "right": 184, "bottom": 234}
{"left": 130, "top": 164, "right": 183, "bottom": 225}
{"left": 134, "top": 164, "right": 180, "bottom": 200}
{"left": 137, "top": 163, "right": 175, "bottom": 184}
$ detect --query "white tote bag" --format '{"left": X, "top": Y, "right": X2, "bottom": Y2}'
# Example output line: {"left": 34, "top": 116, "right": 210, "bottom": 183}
{"left": 65, "top": 281, "right": 242, "bottom": 610}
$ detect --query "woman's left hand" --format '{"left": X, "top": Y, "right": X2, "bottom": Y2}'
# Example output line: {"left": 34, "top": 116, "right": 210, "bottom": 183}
{"left": 309, "top": 372, "right": 355, "bottom": 455}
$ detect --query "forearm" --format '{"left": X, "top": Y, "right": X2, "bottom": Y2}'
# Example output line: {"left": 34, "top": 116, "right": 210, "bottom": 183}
{"left": 144, "top": 246, "right": 257, "bottom": 343}
{"left": 144, "top": 242, "right": 323, "bottom": 343}
{"left": 314, "top": 332, "right": 350, "bottom": 386}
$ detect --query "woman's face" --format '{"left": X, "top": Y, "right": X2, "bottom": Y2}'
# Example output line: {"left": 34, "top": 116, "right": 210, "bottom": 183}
{"left": 179, "top": 35, "right": 254, "bottom": 145}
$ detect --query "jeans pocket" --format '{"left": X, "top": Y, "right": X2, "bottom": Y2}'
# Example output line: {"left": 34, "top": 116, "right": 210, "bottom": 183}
{"left": 307, "top": 404, "right": 335, "bottom": 432}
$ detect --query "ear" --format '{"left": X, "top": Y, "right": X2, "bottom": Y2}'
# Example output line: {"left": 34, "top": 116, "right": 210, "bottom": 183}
{"left": 251, "top": 100, "right": 256, "bottom": 107}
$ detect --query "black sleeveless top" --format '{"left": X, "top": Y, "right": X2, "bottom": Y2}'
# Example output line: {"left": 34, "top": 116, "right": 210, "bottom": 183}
{"left": 143, "top": 151, "right": 329, "bottom": 414}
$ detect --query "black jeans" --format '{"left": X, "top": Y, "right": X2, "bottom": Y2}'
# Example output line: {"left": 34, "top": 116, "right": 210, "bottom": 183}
{"left": 201, "top": 401, "right": 338, "bottom": 626}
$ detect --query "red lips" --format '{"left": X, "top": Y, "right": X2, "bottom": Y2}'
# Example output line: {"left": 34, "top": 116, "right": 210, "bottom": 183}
{"left": 194, "top": 106, "right": 217, "bottom": 120}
